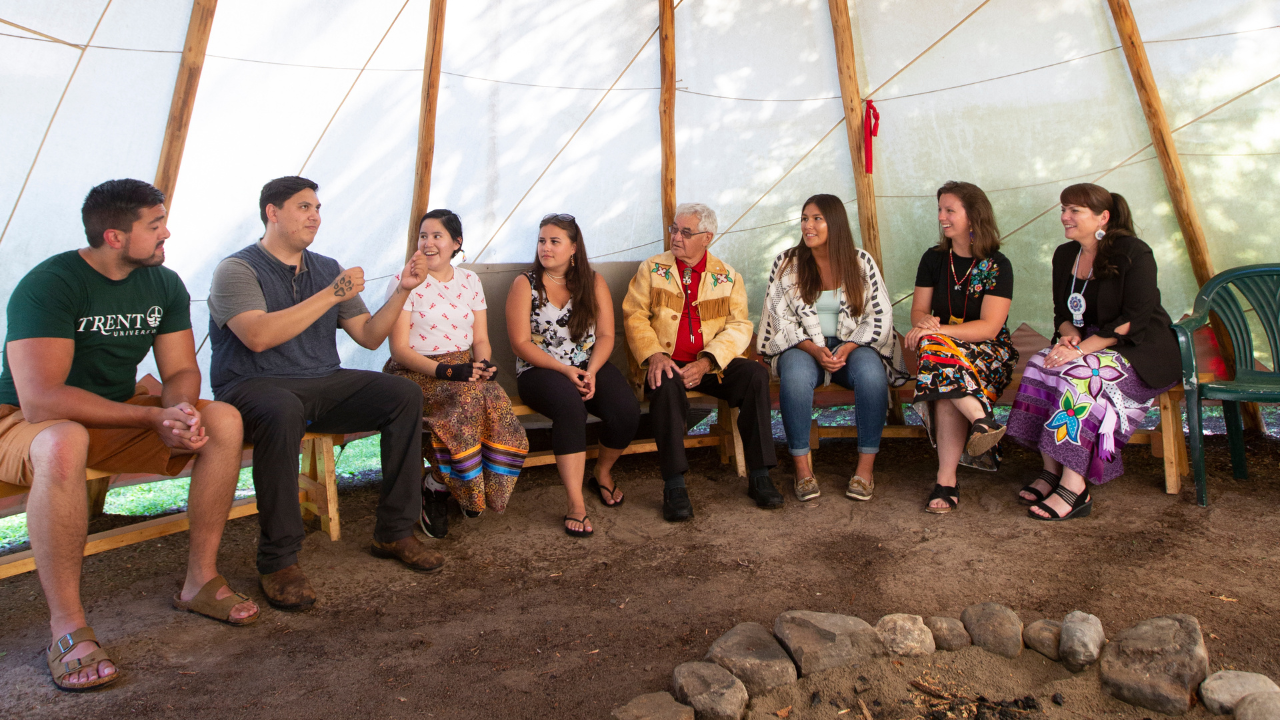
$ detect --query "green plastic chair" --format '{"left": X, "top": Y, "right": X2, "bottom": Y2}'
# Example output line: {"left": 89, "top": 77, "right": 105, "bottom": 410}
{"left": 1173, "top": 263, "right": 1280, "bottom": 506}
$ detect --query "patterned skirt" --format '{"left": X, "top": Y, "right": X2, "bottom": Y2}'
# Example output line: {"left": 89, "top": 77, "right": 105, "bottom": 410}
{"left": 912, "top": 328, "right": 1019, "bottom": 471}
{"left": 1007, "top": 347, "right": 1169, "bottom": 484}
{"left": 384, "top": 350, "right": 528, "bottom": 513}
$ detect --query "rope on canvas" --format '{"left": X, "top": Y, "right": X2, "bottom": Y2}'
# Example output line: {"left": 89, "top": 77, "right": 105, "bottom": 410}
{"left": 469, "top": 0, "right": 687, "bottom": 264}
{"left": 298, "top": 0, "right": 413, "bottom": 175}
{"left": 0, "top": 0, "right": 114, "bottom": 250}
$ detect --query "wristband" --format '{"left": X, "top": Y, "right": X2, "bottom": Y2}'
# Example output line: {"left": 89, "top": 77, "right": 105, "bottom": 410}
{"left": 435, "top": 363, "right": 473, "bottom": 381}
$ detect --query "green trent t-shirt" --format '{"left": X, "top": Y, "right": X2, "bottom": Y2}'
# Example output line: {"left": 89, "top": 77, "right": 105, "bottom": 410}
{"left": 0, "top": 250, "right": 191, "bottom": 406}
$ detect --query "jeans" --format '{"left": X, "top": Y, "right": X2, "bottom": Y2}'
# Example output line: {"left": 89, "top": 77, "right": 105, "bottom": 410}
{"left": 777, "top": 339, "right": 889, "bottom": 456}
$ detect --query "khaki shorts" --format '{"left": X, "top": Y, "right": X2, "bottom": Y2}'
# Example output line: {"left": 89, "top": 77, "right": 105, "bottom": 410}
{"left": 0, "top": 385, "right": 207, "bottom": 487}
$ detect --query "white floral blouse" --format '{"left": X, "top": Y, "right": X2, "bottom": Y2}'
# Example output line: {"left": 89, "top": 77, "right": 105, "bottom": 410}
{"left": 516, "top": 270, "right": 595, "bottom": 376}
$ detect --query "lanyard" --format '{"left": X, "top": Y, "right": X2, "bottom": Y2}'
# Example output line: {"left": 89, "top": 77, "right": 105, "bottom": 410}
{"left": 1067, "top": 248, "right": 1093, "bottom": 328}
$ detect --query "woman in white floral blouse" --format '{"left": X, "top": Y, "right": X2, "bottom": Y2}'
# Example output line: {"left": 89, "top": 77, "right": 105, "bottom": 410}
{"left": 506, "top": 214, "right": 639, "bottom": 538}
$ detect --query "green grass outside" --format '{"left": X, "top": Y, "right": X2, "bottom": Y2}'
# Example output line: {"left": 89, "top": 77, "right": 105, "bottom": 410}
{"left": 0, "top": 435, "right": 385, "bottom": 554}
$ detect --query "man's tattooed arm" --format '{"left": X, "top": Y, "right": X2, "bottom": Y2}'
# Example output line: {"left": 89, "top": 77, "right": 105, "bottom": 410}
{"left": 333, "top": 275, "right": 354, "bottom": 297}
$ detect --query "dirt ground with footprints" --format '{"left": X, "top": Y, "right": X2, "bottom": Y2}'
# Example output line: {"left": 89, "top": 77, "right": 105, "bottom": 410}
{"left": 2, "top": 431, "right": 1278, "bottom": 719}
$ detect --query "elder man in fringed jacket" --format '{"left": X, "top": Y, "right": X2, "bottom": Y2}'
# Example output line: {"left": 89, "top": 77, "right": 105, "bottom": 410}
{"left": 623, "top": 203, "right": 783, "bottom": 522}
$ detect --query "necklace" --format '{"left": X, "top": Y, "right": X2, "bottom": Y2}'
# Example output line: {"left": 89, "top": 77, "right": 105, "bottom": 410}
{"left": 946, "top": 251, "right": 975, "bottom": 325}
{"left": 949, "top": 251, "right": 975, "bottom": 291}
{"left": 1067, "top": 248, "right": 1093, "bottom": 328}
{"left": 545, "top": 271, "right": 566, "bottom": 286}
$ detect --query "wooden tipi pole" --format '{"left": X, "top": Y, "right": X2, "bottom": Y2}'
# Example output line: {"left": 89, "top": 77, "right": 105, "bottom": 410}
{"left": 659, "top": 0, "right": 676, "bottom": 250}
{"left": 407, "top": 0, "right": 448, "bottom": 261}
{"left": 153, "top": 0, "right": 217, "bottom": 205}
{"left": 826, "top": 0, "right": 882, "bottom": 270}
{"left": 1106, "top": 0, "right": 1263, "bottom": 432}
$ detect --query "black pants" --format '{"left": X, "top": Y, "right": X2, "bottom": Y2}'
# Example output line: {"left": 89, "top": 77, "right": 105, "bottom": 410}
{"left": 219, "top": 369, "right": 423, "bottom": 574}
{"left": 517, "top": 362, "right": 640, "bottom": 455}
{"left": 647, "top": 357, "right": 777, "bottom": 479}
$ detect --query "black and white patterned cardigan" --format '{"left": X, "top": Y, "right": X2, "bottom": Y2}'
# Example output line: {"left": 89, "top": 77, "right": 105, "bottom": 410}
{"left": 755, "top": 247, "right": 910, "bottom": 387}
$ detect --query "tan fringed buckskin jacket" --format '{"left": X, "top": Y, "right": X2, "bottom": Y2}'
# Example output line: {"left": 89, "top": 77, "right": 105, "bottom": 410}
{"left": 623, "top": 251, "right": 753, "bottom": 384}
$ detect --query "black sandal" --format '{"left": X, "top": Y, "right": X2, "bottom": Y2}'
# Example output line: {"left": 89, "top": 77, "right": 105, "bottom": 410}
{"left": 1029, "top": 484, "right": 1092, "bottom": 521}
{"left": 965, "top": 412, "right": 1006, "bottom": 457}
{"left": 1018, "top": 470, "right": 1061, "bottom": 506}
{"left": 925, "top": 483, "right": 959, "bottom": 514}
{"left": 563, "top": 513, "right": 593, "bottom": 537}
{"left": 585, "top": 476, "right": 624, "bottom": 507}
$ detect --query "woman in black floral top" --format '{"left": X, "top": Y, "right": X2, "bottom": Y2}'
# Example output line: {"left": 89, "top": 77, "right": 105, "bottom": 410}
{"left": 904, "top": 181, "right": 1018, "bottom": 513}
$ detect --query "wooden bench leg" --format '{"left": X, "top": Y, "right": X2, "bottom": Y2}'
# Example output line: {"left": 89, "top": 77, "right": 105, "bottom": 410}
{"left": 1158, "top": 390, "right": 1183, "bottom": 495}
{"left": 299, "top": 435, "right": 341, "bottom": 541}
{"left": 809, "top": 419, "right": 820, "bottom": 451}
{"left": 86, "top": 476, "right": 112, "bottom": 520}
{"left": 715, "top": 399, "right": 747, "bottom": 478}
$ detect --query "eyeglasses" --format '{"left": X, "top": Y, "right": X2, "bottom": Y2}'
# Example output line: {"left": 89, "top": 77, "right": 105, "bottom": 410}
{"left": 668, "top": 224, "right": 711, "bottom": 240}
{"left": 542, "top": 213, "right": 576, "bottom": 223}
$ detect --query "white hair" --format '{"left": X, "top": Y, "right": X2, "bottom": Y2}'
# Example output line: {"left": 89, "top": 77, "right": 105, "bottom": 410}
{"left": 674, "top": 203, "right": 717, "bottom": 236}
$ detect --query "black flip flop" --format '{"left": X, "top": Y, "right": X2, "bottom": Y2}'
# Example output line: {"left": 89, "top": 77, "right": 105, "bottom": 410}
{"left": 925, "top": 483, "right": 959, "bottom": 514}
{"left": 586, "top": 476, "right": 624, "bottom": 507}
{"left": 563, "top": 513, "right": 593, "bottom": 537}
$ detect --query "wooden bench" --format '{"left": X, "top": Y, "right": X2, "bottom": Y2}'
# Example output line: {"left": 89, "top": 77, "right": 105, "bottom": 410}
{"left": 0, "top": 431, "right": 357, "bottom": 580}
{"left": 460, "top": 262, "right": 748, "bottom": 478}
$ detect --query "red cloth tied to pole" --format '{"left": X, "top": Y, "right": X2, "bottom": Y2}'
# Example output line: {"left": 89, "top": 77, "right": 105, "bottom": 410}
{"left": 863, "top": 99, "right": 879, "bottom": 174}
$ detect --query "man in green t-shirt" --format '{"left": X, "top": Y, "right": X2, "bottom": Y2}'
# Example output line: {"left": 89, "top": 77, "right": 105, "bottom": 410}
{"left": 0, "top": 179, "right": 257, "bottom": 691}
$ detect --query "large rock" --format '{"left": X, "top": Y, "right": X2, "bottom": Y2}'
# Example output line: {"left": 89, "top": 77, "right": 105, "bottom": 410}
{"left": 705, "top": 622, "right": 797, "bottom": 696}
{"left": 1059, "top": 611, "right": 1105, "bottom": 672}
{"left": 925, "top": 617, "right": 971, "bottom": 651}
{"left": 1234, "top": 692, "right": 1280, "bottom": 720}
{"left": 1023, "top": 619, "right": 1061, "bottom": 661}
{"left": 613, "top": 692, "right": 696, "bottom": 720}
{"left": 875, "top": 614, "right": 935, "bottom": 656}
{"left": 960, "top": 602, "right": 1023, "bottom": 658}
{"left": 672, "top": 662, "right": 748, "bottom": 720}
{"left": 1099, "top": 615, "right": 1209, "bottom": 716}
{"left": 773, "top": 611, "right": 858, "bottom": 676}
{"left": 777, "top": 610, "right": 886, "bottom": 664}
{"left": 1199, "top": 671, "right": 1280, "bottom": 715}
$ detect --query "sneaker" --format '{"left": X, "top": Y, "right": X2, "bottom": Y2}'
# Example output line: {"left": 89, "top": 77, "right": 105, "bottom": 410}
{"left": 846, "top": 475, "right": 873, "bottom": 501}
{"left": 419, "top": 490, "right": 450, "bottom": 539}
{"left": 748, "top": 474, "right": 785, "bottom": 508}
{"left": 794, "top": 475, "right": 820, "bottom": 501}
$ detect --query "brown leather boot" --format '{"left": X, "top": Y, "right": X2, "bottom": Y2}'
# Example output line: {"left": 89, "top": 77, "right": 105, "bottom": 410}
{"left": 371, "top": 536, "right": 445, "bottom": 573}
{"left": 259, "top": 564, "right": 316, "bottom": 611}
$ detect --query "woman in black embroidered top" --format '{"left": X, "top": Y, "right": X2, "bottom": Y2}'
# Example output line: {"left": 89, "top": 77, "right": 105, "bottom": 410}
{"left": 905, "top": 181, "right": 1018, "bottom": 513}
{"left": 1006, "top": 183, "right": 1180, "bottom": 520}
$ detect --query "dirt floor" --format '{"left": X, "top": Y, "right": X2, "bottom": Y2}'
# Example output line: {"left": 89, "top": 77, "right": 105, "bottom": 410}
{"left": 2, "top": 431, "right": 1278, "bottom": 720}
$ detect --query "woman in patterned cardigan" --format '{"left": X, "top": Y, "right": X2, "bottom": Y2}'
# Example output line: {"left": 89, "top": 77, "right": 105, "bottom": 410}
{"left": 757, "top": 194, "right": 907, "bottom": 502}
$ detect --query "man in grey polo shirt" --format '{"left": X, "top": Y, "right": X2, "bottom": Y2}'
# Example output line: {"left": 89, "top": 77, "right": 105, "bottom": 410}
{"left": 207, "top": 176, "right": 434, "bottom": 610}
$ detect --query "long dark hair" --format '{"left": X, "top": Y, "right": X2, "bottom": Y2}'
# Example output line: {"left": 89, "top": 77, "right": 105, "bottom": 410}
{"left": 783, "top": 194, "right": 865, "bottom": 316}
{"left": 1060, "top": 183, "right": 1135, "bottom": 279}
{"left": 530, "top": 214, "right": 598, "bottom": 342}
{"left": 935, "top": 181, "right": 1001, "bottom": 260}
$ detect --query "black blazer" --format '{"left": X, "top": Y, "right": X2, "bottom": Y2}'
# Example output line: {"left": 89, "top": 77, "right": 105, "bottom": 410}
{"left": 1051, "top": 236, "right": 1180, "bottom": 389}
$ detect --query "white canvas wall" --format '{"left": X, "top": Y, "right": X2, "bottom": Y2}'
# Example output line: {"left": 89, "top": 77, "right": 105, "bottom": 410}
{"left": 0, "top": 0, "right": 1276, "bottom": 397}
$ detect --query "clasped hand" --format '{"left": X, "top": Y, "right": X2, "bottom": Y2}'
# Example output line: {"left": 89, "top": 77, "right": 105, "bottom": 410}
{"left": 809, "top": 343, "right": 854, "bottom": 373}
{"left": 153, "top": 402, "right": 208, "bottom": 451}
{"left": 564, "top": 366, "right": 597, "bottom": 400}
{"left": 646, "top": 353, "right": 710, "bottom": 390}
{"left": 904, "top": 315, "right": 943, "bottom": 349}
{"left": 1044, "top": 335, "right": 1085, "bottom": 369}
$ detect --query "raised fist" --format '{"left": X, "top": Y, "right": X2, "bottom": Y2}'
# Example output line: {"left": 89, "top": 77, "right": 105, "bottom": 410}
{"left": 332, "top": 267, "right": 365, "bottom": 299}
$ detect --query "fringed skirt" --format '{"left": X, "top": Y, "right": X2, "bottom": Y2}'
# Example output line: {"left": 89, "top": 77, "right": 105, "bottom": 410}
{"left": 912, "top": 328, "right": 1019, "bottom": 471}
{"left": 384, "top": 350, "right": 528, "bottom": 512}
{"left": 1007, "top": 347, "right": 1168, "bottom": 484}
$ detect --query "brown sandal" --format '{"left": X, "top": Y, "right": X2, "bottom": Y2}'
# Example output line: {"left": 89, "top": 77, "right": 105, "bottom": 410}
{"left": 47, "top": 627, "right": 119, "bottom": 692}
{"left": 172, "top": 574, "right": 260, "bottom": 625}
